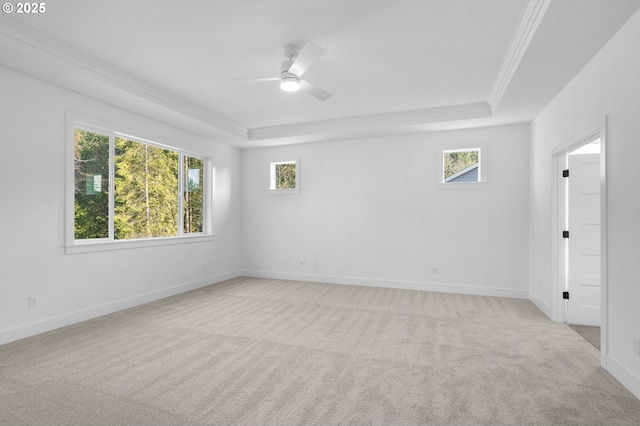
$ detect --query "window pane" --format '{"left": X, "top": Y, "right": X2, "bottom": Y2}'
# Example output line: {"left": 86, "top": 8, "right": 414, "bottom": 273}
{"left": 443, "top": 150, "right": 479, "bottom": 182}
{"left": 183, "top": 156, "right": 203, "bottom": 234}
{"left": 74, "top": 129, "right": 110, "bottom": 239}
{"left": 114, "top": 138, "right": 179, "bottom": 239}
{"left": 275, "top": 163, "right": 296, "bottom": 189}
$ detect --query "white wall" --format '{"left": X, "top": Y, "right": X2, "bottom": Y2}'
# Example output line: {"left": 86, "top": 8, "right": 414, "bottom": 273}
{"left": 0, "top": 67, "right": 242, "bottom": 345}
{"left": 241, "top": 124, "right": 530, "bottom": 298}
{"left": 529, "top": 9, "right": 640, "bottom": 398}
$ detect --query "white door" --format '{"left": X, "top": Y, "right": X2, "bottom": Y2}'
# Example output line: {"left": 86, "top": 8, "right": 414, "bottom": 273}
{"left": 567, "top": 152, "right": 601, "bottom": 326}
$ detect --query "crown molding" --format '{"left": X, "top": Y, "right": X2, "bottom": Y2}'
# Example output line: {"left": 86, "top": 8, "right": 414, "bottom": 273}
{"left": 488, "top": 0, "right": 552, "bottom": 109}
{"left": 248, "top": 102, "right": 493, "bottom": 142}
{"left": 0, "top": 14, "right": 516, "bottom": 146}
{"left": 0, "top": 16, "right": 247, "bottom": 141}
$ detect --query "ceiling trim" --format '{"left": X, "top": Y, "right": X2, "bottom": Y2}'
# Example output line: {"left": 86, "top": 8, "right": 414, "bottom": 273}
{"left": 0, "top": 3, "right": 543, "bottom": 147}
{"left": 249, "top": 102, "right": 493, "bottom": 142}
{"left": 0, "top": 16, "right": 247, "bottom": 140}
{"left": 488, "top": 0, "right": 552, "bottom": 109}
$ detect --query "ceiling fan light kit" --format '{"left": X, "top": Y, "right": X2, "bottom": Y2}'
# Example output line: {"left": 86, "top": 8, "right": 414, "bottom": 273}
{"left": 280, "top": 60, "right": 300, "bottom": 92}
{"left": 231, "top": 42, "right": 332, "bottom": 101}
{"left": 280, "top": 76, "right": 301, "bottom": 92}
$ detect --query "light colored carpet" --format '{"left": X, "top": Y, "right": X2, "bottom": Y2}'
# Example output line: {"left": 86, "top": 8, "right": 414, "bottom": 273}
{"left": 569, "top": 324, "right": 601, "bottom": 350}
{"left": 1, "top": 277, "right": 639, "bottom": 425}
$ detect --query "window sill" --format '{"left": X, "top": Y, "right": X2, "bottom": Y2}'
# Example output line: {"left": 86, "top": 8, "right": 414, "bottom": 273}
{"left": 65, "top": 234, "right": 216, "bottom": 254}
{"left": 266, "top": 188, "right": 300, "bottom": 195}
{"left": 437, "top": 182, "right": 488, "bottom": 190}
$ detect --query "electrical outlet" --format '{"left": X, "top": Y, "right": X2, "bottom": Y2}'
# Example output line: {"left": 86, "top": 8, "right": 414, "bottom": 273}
{"left": 430, "top": 267, "right": 439, "bottom": 275}
{"left": 28, "top": 296, "right": 37, "bottom": 308}
{"left": 299, "top": 260, "right": 306, "bottom": 267}
{"left": 634, "top": 338, "right": 640, "bottom": 356}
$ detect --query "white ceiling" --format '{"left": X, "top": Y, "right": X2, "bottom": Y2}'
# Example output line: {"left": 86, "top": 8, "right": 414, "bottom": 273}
{"left": 1, "top": 0, "right": 639, "bottom": 147}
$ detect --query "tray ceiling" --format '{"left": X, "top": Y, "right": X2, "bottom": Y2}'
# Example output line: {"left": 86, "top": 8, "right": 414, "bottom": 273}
{"left": 1, "top": 0, "right": 639, "bottom": 146}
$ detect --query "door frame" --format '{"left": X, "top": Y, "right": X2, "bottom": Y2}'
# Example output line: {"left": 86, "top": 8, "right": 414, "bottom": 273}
{"left": 550, "top": 115, "right": 608, "bottom": 367}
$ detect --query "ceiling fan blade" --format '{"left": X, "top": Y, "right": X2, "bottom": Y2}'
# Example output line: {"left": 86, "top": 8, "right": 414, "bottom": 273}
{"left": 288, "top": 42, "right": 326, "bottom": 77}
{"left": 300, "top": 80, "right": 332, "bottom": 102}
{"left": 224, "top": 77, "right": 279, "bottom": 82}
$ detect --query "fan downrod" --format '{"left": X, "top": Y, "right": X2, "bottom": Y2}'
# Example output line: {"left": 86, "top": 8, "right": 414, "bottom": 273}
{"left": 283, "top": 44, "right": 299, "bottom": 61}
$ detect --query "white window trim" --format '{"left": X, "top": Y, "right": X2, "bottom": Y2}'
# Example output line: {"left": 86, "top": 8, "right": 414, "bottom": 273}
{"left": 65, "top": 111, "right": 215, "bottom": 254}
{"left": 436, "top": 143, "right": 487, "bottom": 189}
{"left": 267, "top": 157, "right": 301, "bottom": 194}
{"left": 66, "top": 234, "right": 216, "bottom": 254}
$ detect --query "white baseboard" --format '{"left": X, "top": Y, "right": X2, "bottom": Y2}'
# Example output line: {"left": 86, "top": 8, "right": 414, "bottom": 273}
{"left": 528, "top": 290, "right": 552, "bottom": 318}
{"left": 241, "top": 269, "right": 529, "bottom": 299}
{"left": 0, "top": 269, "right": 241, "bottom": 346}
{"left": 607, "top": 354, "right": 640, "bottom": 400}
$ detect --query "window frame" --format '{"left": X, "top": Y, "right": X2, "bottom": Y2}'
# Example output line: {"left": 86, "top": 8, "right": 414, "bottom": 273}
{"left": 267, "top": 158, "right": 300, "bottom": 194}
{"left": 66, "top": 112, "right": 214, "bottom": 254}
{"left": 436, "top": 143, "right": 487, "bottom": 189}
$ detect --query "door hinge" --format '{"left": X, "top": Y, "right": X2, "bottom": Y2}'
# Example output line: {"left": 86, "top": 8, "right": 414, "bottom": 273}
{"left": 562, "top": 291, "right": 570, "bottom": 300}
{"left": 562, "top": 231, "right": 570, "bottom": 238}
{"left": 563, "top": 169, "right": 569, "bottom": 178}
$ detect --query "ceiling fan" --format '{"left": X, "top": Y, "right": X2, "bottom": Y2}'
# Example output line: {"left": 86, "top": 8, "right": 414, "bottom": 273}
{"left": 232, "top": 42, "right": 332, "bottom": 102}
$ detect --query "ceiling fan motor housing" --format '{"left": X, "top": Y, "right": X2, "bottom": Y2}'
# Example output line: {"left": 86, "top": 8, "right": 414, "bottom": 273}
{"left": 283, "top": 44, "right": 299, "bottom": 60}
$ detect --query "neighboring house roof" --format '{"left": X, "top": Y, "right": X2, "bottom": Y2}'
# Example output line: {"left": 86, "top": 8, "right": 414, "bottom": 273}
{"left": 445, "top": 163, "right": 479, "bottom": 183}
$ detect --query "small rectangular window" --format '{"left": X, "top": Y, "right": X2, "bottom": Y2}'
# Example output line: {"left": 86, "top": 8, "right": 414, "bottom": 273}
{"left": 443, "top": 148, "right": 480, "bottom": 183}
{"left": 269, "top": 160, "right": 298, "bottom": 191}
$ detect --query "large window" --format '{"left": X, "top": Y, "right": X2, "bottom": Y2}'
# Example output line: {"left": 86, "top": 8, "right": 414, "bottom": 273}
{"left": 72, "top": 125, "right": 208, "bottom": 248}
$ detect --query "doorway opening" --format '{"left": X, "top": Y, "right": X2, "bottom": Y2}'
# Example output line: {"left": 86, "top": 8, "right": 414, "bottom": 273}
{"left": 565, "top": 139, "right": 601, "bottom": 327}
{"left": 566, "top": 139, "right": 602, "bottom": 351}
{"left": 551, "top": 117, "right": 607, "bottom": 366}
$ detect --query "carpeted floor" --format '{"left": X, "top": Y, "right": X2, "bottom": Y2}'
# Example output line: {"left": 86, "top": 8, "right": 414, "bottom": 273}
{"left": 569, "top": 324, "right": 601, "bottom": 350}
{"left": 1, "top": 277, "right": 639, "bottom": 425}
